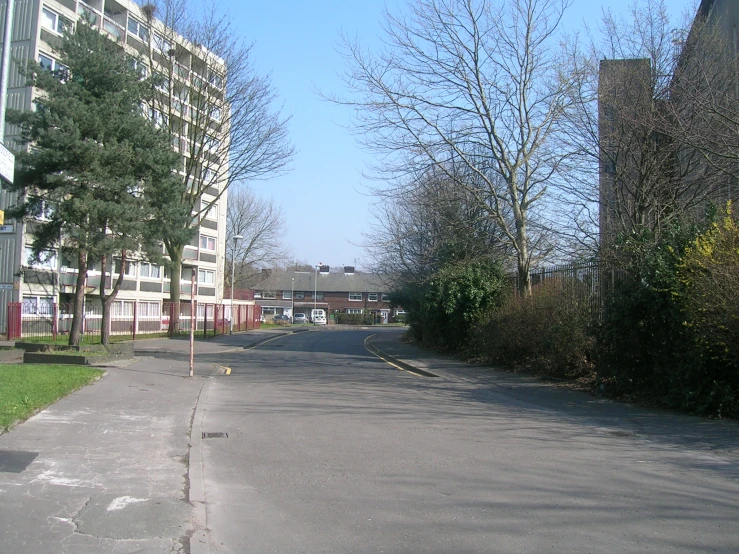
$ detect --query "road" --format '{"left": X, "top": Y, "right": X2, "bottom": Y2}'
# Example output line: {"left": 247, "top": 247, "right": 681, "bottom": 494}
{"left": 194, "top": 327, "right": 739, "bottom": 553}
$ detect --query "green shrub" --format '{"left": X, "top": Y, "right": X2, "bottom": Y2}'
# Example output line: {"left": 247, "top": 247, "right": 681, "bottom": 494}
{"left": 391, "top": 260, "right": 508, "bottom": 350}
{"left": 595, "top": 214, "right": 739, "bottom": 418}
{"left": 472, "top": 279, "right": 595, "bottom": 378}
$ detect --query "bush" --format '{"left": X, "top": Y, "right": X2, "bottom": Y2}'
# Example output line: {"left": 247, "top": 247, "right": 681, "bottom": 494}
{"left": 392, "top": 260, "right": 508, "bottom": 350}
{"left": 472, "top": 279, "right": 595, "bottom": 378}
{"left": 595, "top": 214, "right": 739, "bottom": 418}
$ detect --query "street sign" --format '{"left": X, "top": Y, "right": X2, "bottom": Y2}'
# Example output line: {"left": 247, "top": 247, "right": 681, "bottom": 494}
{"left": 0, "top": 223, "right": 13, "bottom": 233}
{"left": 0, "top": 141, "right": 14, "bottom": 184}
{"left": 0, "top": 283, "right": 12, "bottom": 290}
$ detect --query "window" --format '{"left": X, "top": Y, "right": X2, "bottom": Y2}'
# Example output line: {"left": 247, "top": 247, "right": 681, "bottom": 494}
{"left": 127, "top": 17, "right": 149, "bottom": 42}
{"left": 154, "top": 72, "right": 170, "bottom": 92}
{"left": 315, "top": 292, "right": 324, "bottom": 301}
{"left": 199, "top": 235, "right": 216, "bottom": 251}
{"left": 295, "top": 291, "right": 304, "bottom": 300}
{"left": 203, "top": 134, "right": 219, "bottom": 152}
{"left": 148, "top": 108, "right": 168, "bottom": 129}
{"left": 204, "top": 202, "right": 218, "bottom": 220}
{"left": 140, "top": 262, "right": 161, "bottom": 279}
{"left": 208, "top": 71, "right": 223, "bottom": 88}
{"left": 282, "top": 291, "right": 292, "bottom": 300}
{"left": 254, "top": 291, "right": 262, "bottom": 299}
{"left": 154, "top": 33, "right": 173, "bottom": 54}
{"left": 349, "top": 293, "right": 362, "bottom": 301}
{"left": 138, "top": 301, "right": 160, "bottom": 318}
{"left": 77, "top": 3, "right": 99, "bottom": 25}
{"left": 41, "top": 7, "right": 68, "bottom": 34}
{"left": 262, "top": 291, "right": 276, "bottom": 299}
{"left": 112, "top": 301, "right": 134, "bottom": 317}
{"left": 114, "top": 259, "right": 136, "bottom": 276}
{"left": 198, "top": 269, "right": 215, "bottom": 285}
{"left": 130, "top": 58, "right": 148, "bottom": 78}
{"left": 381, "top": 294, "right": 390, "bottom": 302}
{"left": 368, "top": 293, "right": 378, "bottom": 302}
{"left": 394, "top": 310, "right": 406, "bottom": 316}
{"left": 30, "top": 198, "right": 53, "bottom": 221}
{"left": 38, "top": 54, "right": 69, "bottom": 81}
{"left": 22, "top": 296, "right": 54, "bottom": 316}
{"left": 346, "top": 308, "right": 363, "bottom": 314}
{"left": 24, "top": 246, "right": 57, "bottom": 270}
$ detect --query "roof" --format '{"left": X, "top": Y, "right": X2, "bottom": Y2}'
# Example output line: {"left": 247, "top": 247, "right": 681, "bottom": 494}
{"left": 253, "top": 270, "right": 391, "bottom": 294}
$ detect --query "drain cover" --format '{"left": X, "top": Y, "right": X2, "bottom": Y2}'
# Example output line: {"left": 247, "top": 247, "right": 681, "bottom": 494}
{"left": 202, "top": 432, "right": 228, "bottom": 439}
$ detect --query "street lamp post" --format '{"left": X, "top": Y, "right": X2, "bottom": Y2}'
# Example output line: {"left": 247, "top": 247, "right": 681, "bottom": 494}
{"left": 314, "top": 262, "right": 320, "bottom": 325}
{"left": 291, "top": 277, "right": 295, "bottom": 322}
{"left": 229, "top": 234, "right": 243, "bottom": 334}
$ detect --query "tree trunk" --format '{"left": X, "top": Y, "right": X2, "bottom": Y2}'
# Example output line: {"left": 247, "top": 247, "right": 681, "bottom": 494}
{"left": 98, "top": 251, "right": 127, "bottom": 346}
{"left": 69, "top": 249, "right": 88, "bottom": 346}
{"left": 168, "top": 247, "right": 183, "bottom": 336}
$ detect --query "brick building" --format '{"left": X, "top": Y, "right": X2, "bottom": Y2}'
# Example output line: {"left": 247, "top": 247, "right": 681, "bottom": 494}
{"left": 253, "top": 266, "right": 402, "bottom": 324}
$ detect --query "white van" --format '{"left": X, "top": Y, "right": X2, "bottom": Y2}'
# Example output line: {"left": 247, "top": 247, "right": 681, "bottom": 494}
{"left": 311, "top": 309, "right": 326, "bottom": 324}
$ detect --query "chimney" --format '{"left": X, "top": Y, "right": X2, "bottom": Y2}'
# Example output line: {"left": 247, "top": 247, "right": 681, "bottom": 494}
{"left": 261, "top": 268, "right": 271, "bottom": 278}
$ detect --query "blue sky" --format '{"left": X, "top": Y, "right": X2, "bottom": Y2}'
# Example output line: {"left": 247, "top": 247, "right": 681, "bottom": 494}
{"left": 222, "top": 0, "right": 695, "bottom": 270}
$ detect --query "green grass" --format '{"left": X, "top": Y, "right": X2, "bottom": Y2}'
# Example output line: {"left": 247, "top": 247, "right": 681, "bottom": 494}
{"left": 0, "top": 364, "right": 103, "bottom": 432}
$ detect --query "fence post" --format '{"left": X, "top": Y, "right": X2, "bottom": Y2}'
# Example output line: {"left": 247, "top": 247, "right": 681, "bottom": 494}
{"left": 52, "top": 303, "right": 58, "bottom": 342}
{"left": 203, "top": 303, "right": 208, "bottom": 338}
{"left": 132, "top": 301, "right": 138, "bottom": 340}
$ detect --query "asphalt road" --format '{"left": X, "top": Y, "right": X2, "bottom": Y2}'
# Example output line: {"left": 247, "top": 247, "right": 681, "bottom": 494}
{"left": 197, "top": 327, "right": 739, "bottom": 553}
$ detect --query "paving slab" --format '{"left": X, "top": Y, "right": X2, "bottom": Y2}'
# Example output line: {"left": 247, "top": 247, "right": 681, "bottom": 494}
{"left": 0, "top": 355, "right": 212, "bottom": 553}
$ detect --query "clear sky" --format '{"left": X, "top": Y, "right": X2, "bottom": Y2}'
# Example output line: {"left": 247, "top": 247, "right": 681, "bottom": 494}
{"left": 221, "top": 0, "right": 695, "bottom": 270}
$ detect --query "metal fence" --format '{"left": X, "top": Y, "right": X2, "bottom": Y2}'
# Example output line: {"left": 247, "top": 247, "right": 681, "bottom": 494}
{"left": 6, "top": 300, "right": 260, "bottom": 341}
{"left": 514, "top": 261, "right": 628, "bottom": 319}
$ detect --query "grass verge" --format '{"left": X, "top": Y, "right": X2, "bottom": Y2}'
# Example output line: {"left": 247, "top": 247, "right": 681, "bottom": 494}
{"left": 0, "top": 364, "right": 103, "bottom": 432}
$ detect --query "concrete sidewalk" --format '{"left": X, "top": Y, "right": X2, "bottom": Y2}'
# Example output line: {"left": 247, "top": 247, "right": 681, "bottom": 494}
{"left": 0, "top": 329, "right": 305, "bottom": 553}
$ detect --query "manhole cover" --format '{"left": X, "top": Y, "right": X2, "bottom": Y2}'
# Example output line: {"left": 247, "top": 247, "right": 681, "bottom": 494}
{"left": 202, "top": 432, "right": 228, "bottom": 439}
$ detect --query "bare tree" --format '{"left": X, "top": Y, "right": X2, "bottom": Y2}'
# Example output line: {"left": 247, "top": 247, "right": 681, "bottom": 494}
{"left": 139, "top": 0, "right": 294, "bottom": 330}
{"left": 225, "top": 187, "right": 289, "bottom": 289}
{"left": 364, "top": 163, "right": 512, "bottom": 286}
{"left": 559, "top": 0, "right": 734, "bottom": 256}
{"left": 335, "top": 0, "right": 573, "bottom": 294}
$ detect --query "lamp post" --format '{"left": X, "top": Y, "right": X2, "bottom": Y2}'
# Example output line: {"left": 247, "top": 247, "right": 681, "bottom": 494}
{"left": 314, "top": 262, "right": 320, "bottom": 325}
{"left": 229, "top": 234, "right": 243, "bottom": 334}
{"left": 291, "top": 277, "right": 295, "bottom": 322}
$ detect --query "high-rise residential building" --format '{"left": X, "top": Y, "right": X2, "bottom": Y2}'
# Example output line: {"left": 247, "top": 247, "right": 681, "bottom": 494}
{"left": 0, "top": 0, "right": 229, "bottom": 335}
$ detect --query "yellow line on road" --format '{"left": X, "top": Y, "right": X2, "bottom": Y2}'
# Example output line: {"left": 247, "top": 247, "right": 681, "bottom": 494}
{"left": 364, "top": 334, "right": 421, "bottom": 377}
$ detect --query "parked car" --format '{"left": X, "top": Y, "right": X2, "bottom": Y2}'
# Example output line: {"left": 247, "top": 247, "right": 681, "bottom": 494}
{"left": 273, "top": 314, "right": 290, "bottom": 324}
{"left": 293, "top": 313, "right": 308, "bottom": 324}
{"left": 313, "top": 314, "right": 327, "bottom": 325}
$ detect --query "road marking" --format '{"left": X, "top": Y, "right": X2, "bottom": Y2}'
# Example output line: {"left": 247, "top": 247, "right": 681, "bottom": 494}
{"left": 364, "top": 334, "right": 423, "bottom": 377}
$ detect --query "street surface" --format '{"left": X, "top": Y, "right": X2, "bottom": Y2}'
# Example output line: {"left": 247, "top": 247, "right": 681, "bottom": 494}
{"left": 1, "top": 327, "right": 738, "bottom": 553}
{"left": 196, "top": 328, "right": 739, "bottom": 553}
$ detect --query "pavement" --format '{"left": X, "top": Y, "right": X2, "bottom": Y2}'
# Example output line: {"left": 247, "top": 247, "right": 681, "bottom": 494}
{"left": 0, "top": 328, "right": 299, "bottom": 554}
{"left": 1, "top": 326, "right": 737, "bottom": 553}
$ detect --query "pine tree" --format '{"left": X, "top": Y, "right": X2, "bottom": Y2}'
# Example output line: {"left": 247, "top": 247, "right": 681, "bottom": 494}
{"left": 7, "top": 20, "right": 183, "bottom": 346}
